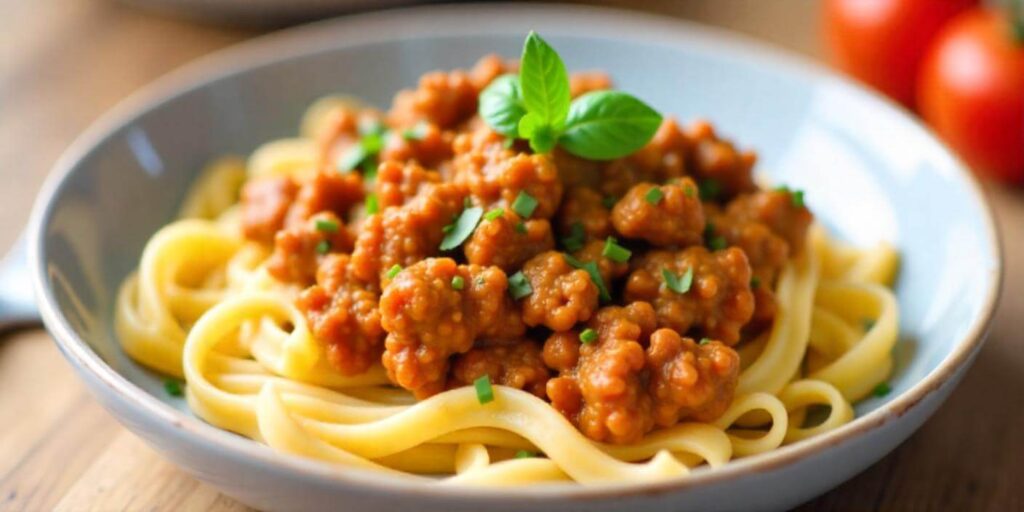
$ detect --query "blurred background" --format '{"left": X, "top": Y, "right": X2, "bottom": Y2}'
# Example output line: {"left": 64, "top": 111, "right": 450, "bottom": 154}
{"left": 1, "top": 0, "right": 1020, "bottom": 510}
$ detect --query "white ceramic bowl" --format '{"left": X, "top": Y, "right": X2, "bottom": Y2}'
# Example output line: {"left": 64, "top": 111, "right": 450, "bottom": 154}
{"left": 24, "top": 4, "right": 1001, "bottom": 511}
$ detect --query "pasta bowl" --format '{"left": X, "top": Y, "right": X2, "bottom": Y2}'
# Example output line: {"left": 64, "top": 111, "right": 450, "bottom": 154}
{"left": 23, "top": 4, "right": 1001, "bottom": 511}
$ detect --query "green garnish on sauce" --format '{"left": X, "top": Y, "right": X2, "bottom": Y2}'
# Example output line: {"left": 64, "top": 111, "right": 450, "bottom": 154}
{"left": 699, "top": 179, "right": 722, "bottom": 201}
{"left": 662, "top": 267, "right": 694, "bottom": 294}
{"left": 478, "top": 32, "right": 662, "bottom": 159}
{"left": 579, "top": 328, "right": 598, "bottom": 344}
{"left": 508, "top": 271, "right": 533, "bottom": 300}
{"left": 561, "top": 222, "right": 586, "bottom": 252}
{"left": 484, "top": 207, "right": 505, "bottom": 222}
{"left": 873, "top": 382, "right": 892, "bottom": 398}
{"left": 439, "top": 206, "right": 483, "bottom": 251}
{"left": 601, "top": 237, "right": 632, "bottom": 263}
{"left": 315, "top": 218, "right": 339, "bottom": 233}
{"left": 315, "top": 240, "right": 331, "bottom": 255}
{"left": 474, "top": 375, "right": 495, "bottom": 404}
{"left": 708, "top": 236, "right": 728, "bottom": 251}
{"left": 775, "top": 185, "right": 806, "bottom": 208}
{"left": 451, "top": 275, "right": 465, "bottom": 290}
{"left": 515, "top": 222, "right": 528, "bottom": 234}
{"left": 338, "top": 122, "right": 387, "bottom": 176}
{"left": 164, "top": 379, "right": 184, "bottom": 397}
{"left": 511, "top": 191, "right": 539, "bottom": 218}
{"left": 751, "top": 276, "right": 761, "bottom": 290}
{"left": 365, "top": 193, "right": 380, "bottom": 215}
{"left": 386, "top": 264, "right": 402, "bottom": 280}
{"left": 515, "top": 450, "right": 537, "bottom": 459}
{"left": 699, "top": 338, "right": 712, "bottom": 346}
{"left": 644, "top": 186, "right": 664, "bottom": 205}
{"left": 563, "top": 254, "right": 611, "bottom": 301}
{"left": 401, "top": 121, "right": 430, "bottom": 141}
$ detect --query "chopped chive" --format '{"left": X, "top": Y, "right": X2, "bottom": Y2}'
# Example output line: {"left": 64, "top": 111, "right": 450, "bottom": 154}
{"left": 361, "top": 159, "right": 379, "bottom": 182}
{"left": 508, "top": 271, "right": 533, "bottom": 299}
{"left": 451, "top": 275, "right": 465, "bottom": 290}
{"left": 791, "top": 189, "right": 805, "bottom": 208}
{"left": 563, "top": 254, "right": 611, "bottom": 301}
{"left": 401, "top": 121, "right": 430, "bottom": 141}
{"left": 503, "top": 137, "right": 516, "bottom": 149}
{"left": 474, "top": 375, "right": 495, "bottom": 404}
{"left": 602, "top": 195, "right": 617, "bottom": 209}
{"left": 704, "top": 221, "right": 716, "bottom": 239}
{"left": 442, "top": 224, "right": 455, "bottom": 234}
{"left": 315, "top": 218, "right": 339, "bottom": 233}
{"left": 439, "top": 207, "right": 484, "bottom": 251}
{"left": 511, "top": 191, "right": 539, "bottom": 218}
{"left": 561, "top": 222, "right": 586, "bottom": 252}
{"left": 163, "top": 379, "right": 184, "bottom": 397}
{"left": 601, "top": 237, "right": 632, "bottom": 263}
{"left": 484, "top": 208, "right": 505, "bottom": 221}
{"left": 708, "top": 236, "right": 727, "bottom": 251}
{"left": 515, "top": 450, "right": 536, "bottom": 459}
{"left": 872, "top": 382, "right": 891, "bottom": 398}
{"left": 338, "top": 145, "right": 367, "bottom": 173}
{"left": 515, "top": 222, "right": 527, "bottom": 234}
{"left": 386, "top": 264, "right": 402, "bottom": 279}
{"left": 662, "top": 267, "right": 694, "bottom": 294}
{"left": 644, "top": 186, "right": 664, "bottom": 205}
{"left": 315, "top": 240, "right": 331, "bottom": 255}
{"left": 365, "top": 193, "right": 379, "bottom": 215}
{"left": 750, "top": 276, "right": 761, "bottom": 289}
{"left": 699, "top": 338, "right": 711, "bottom": 346}
{"left": 579, "top": 328, "right": 598, "bottom": 344}
{"left": 699, "top": 179, "right": 722, "bottom": 200}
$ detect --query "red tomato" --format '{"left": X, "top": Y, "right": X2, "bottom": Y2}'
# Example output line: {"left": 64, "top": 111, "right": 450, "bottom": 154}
{"left": 823, "top": 0, "right": 978, "bottom": 108}
{"left": 918, "top": 9, "right": 1024, "bottom": 182}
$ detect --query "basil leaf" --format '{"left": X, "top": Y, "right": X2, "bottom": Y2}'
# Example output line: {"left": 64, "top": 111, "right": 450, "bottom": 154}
{"left": 479, "top": 74, "right": 527, "bottom": 137}
{"left": 519, "top": 31, "right": 571, "bottom": 126}
{"left": 518, "top": 112, "right": 557, "bottom": 153}
{"left": 559, "top": 91, "right": 662, "bottom": 160}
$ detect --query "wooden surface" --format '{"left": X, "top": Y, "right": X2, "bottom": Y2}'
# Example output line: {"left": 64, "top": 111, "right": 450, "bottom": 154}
{"left": 0, "top": 1, "right": 1020, "bottom": 510}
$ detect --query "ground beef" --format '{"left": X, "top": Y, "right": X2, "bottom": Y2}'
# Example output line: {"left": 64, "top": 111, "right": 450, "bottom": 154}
{"left": 520, "top": 251, "right": 599, "bottom": 332}
{"left": 597, "top": 118, "right": 690, "bottom": 198}
{"left": 551, "top": 149, "right": 603, "bottom": 190}
{"left": 379, "top": 258, "right": 524, "bottom": 398}
{"left": 571, "top": 239, "right": 630, "bottom": 284}
{"left": 452, "top": 125, "right": 563, "bottom": 219}
{"left": 544, "top": 302, "right": 657, "bottom": 444}
{"left": 266, "top": 212, "right": 354, "bottom": 285}
{"left": 685, "top": 120, "right": 758, "bottom": 201}
{"left": 725, "top": 190, "right": 813, "bottom": 253}
{"left": 374, "top": 160, "right": 441, "bottom": 209}
{"left": 624, "top": 247, "right": 754, "bottom": 345}
{"left": 296, "top": 254, "right": 384, "bottom": 376}
{"left": 350, "top": 182, "right": 465, "bottom": 284}
{"left": 569, "top": 71, "right": 612, "bottom": 97}
{"left": 387, "top": 55, "right": 508, "bottom": 129}
{"left": 611, "top": 179, "right": 705, "bottom": 247}
{"left": 464, "top": 209, "right": 554, "bottom": 272}
{"left": 449, "top": 341, "right": 550, "bottom": 398}
{"left": 557, "top": 187, "right": 613, "bottom": 241}
{"left": 240, "top": 176, "right": 297, "bottom": 244}
{"left": 646, "top": 328, "right": 740, "bottom": 425}
{"left": 285, "top": 170, "right": 365, "bottom": 227}
{"left": 379, "top": 123, "right": 454, "bottom": 169}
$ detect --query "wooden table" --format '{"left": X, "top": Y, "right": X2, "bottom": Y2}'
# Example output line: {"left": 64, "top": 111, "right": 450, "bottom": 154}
{"left": 1, "top": 1, "right": 1020, "bottom": 510}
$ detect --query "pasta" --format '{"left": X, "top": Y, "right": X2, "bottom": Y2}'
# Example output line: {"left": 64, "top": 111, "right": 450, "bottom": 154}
{"left": 114, "top": 50, "right": 900, "bottom": 486}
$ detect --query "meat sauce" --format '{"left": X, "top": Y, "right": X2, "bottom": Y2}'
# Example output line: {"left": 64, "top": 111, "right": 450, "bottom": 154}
{"left": 240, "top": 56, "right": 813, "bottom": 444}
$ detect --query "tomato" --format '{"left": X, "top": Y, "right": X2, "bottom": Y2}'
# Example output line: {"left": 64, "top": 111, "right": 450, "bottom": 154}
{"left": 918, "top": 9, "right": 1024, "bottom": 182}
{"left": 823, "top": 0, "right": 978, "bottom": 108}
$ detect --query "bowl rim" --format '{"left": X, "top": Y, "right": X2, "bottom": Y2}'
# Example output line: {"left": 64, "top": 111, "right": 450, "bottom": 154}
{"left": 27, "top": 2, "right": 1004, "bottom": 501}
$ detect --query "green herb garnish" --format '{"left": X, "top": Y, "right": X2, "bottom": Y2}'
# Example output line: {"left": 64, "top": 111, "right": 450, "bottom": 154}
{"left": 699, "top": 338, "right": 711, "bottom": 346}
{"left": 751, "top": 276, "right": 761, "bottom": 290}
{"left": 484, "top": 207, "right": 505, "bottom": 222}
{"left": 775, "top": 185, "right": 806, "bottom": 208}
{"left": 338, "top": 127, "right": 386, "bottom": 176}
{"left": 644, "top": 186, "right": 664, "bottom": 205}
{"left": 365, "top": 193, "right": 379, "bottom": 215}
{"left": 579, "top": 328, "right": 598, "bottom": 344}
{"left": 478, "top": 32, "right": 661, "bottom": 159}
{"left": 401, "top": 121, "right": 430, "bottom": 141}
{"left": 511, "top": 191, "right": 539, "bottom": 218}
{"left": 451, "top": 275, "right": 465, "bottom": 290}
{"left": 164, "top": 379, "right": 184, "bottom": 397}
{"left": 661, "top": 267, "right": 694, "bottom": 294}
{"left": 386, "top": 264, "right": 402, "bottom": 280}
{"left": 873, "top": 382, "right": 891, "bottom": 398}
{"left": 564, "top": 253, "right": 611, "bottom": 301}
{"left": 561, "top": 222, "right": 586, "bottom": 252}
{"left": 515, "top": 222, "right": 527, "bottom": 234}
{"left": 315, "top": 218, "right": 339, "bottom": 233}
{"left": 508, "top": 271, "right": 533, "bottom": 300}
{"left": 699, "top": 179, "right": 722, "bottom": 201}
{"left": 439, "top": 206, "right": 483, "bottom": 251}
{"left": 515, "top": 450, "right": 536, "bottom": 459}
{"left": 474, "top": 375, "right": 495, "bottom": 404}
{"left": 708, "top": 236, "right": 727, "bottom": 251}
{"left": 315, "top": 240, "right": 331, "bottom": 255}
{"left": 601, "top": 237, "right": 631, "bottom": 263}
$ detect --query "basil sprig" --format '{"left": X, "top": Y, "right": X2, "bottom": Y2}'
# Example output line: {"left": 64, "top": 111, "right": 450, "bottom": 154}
{"left": 479, "top": 31, "right": 662, "bottom": 160}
